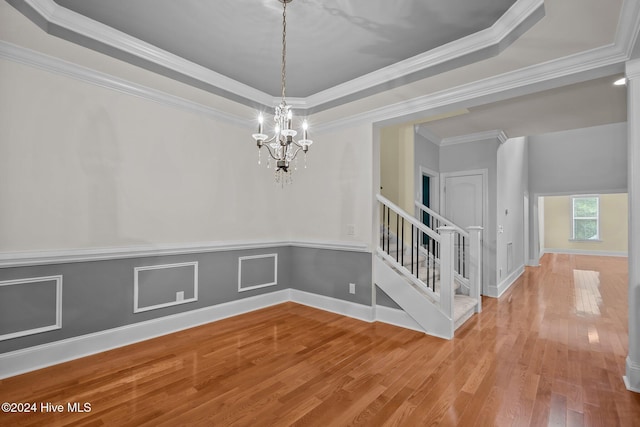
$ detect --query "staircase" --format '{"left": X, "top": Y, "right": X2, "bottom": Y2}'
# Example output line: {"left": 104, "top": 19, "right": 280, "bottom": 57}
{"left": 375, "top": 195, "right": 483, "bottom": 339}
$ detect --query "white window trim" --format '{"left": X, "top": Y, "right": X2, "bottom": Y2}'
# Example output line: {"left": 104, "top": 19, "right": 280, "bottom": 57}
{"left": 570, "top": 195, "right": 601, "bottom": 242}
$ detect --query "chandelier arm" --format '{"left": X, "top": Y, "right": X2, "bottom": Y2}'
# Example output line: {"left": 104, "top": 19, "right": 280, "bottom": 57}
{"left": 262, "top": 143, "right": 282, "bottom": 161}
{"left": 287, "top": 145, "right": 304, "bottom": 161}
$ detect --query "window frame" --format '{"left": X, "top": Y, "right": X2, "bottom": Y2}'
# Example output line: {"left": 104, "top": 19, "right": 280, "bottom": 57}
{"left": 571, "top": 195, "right": 601, "bottom": 241}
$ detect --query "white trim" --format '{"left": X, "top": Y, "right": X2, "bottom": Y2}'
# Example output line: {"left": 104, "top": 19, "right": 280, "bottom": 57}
{"left": 0, "top": 240, "right": 369, "bottom": 268}
{"left": 542, "top": 248, "right": 628, "bottom": 257}
{"left": 303, "top": 0, "right": 544, "bottom": 109}
{"left": 415, "top": 125, "right": 442, "bottom": 145}
{"left": 441, "top": 130, "right": 508, "bottom": 146}
{"left": 419, "top": 165, "right": 440, "bottom": 215}
{"left": 374, "top": 305, "right": 424, "bottom": 333}
{"left": 11, "top": 0, "right": 544, "bottom": 111}
{"left": 133, "top": 262, "right": 198, "bottom": 313}
{"left": 627, "top": 58, "right": 640, "bottom": 80}
{"left": 0, "top": 41, "right": 251, "bottom": 129}
{"left": 0, "top": 289, "right": 291, "bottom": 380}
{"left": 624, "top": 357, "right": 640, "bottom": 393}
{"left": 487, "top": 264, "right": 525, "bottom": 298}
{"left": 0, "top": 275, "right": 63, "bottom": 341}
{"left": 238, "top": 253, "right": 278, "bottom": 292}
{"left": 314, "top": 43, "right": 627, "bottom": 133}
{"left": 571, "top": 195, "right": 600, "bottom": 241}
{"left": 13, "top": 0, "right": 274, "bottom": 106}
{"left": 289, "top": 289, "right": 374, "bottom": 323}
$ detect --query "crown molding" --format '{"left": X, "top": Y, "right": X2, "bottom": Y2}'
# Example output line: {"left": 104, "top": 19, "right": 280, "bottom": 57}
{"left": 415, "top": 126, "right": 443, "bottom": 145}
{"left": 301, "top": 0, "right": 545, "bottom": 110}
{"left": 0, "top": 41, "right": 252, "bottom": 129}
{"left": 314, "top": 42, "right": 628, "bottom": 133}
{"left": 7, "top": 0, "right": 275, "bottom": 107}
{"left": 627, "top": 58, "right": 640, "bottom": 79}
{"left": 8, "top": 0, "right": 544, "bottom": 113}
{"left": 616, "top": 0, "right": 640, "bottom": 57}
{"left": 441, "top": 130, "right": 508, "bottom": 146}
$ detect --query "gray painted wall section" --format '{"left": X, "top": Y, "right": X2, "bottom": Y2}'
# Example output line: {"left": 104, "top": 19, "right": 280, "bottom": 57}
{"left": 0, "top": 279, "right": 58, "bottom": 335}
{"left": 0, "top": 246, "right": 374, "bottom": 354}
{"left": 528, "top": 122, "right": 628, "bottom": 195}
{"left": 289, "top": 247, "right": 372, "bottom": 306}
{"left": 0, "top": 247, "right": 292, "bottom": 353}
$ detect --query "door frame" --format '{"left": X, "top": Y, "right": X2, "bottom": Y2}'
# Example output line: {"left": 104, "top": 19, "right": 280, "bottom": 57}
{"left": 418, "top": 166, "right": 439, "bottom": 216}
{"left": 439, "top": 168, "right": 489, "bottom": 294}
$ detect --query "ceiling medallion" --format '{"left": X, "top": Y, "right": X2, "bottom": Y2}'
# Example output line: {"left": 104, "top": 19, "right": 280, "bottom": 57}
{"left": 251, "top": 0, "right": 312, "bottom": 185}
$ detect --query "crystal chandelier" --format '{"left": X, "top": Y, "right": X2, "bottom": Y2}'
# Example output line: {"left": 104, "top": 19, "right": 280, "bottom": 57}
{"left": 252, "top": 0, "right": 312, "bottom": 184}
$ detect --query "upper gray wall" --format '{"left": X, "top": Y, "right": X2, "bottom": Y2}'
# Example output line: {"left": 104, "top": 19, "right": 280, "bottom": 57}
{"left": 528, "top": 122, "right": 627, "bottom": 195}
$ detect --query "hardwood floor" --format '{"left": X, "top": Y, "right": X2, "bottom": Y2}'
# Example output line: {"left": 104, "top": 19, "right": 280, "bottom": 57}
{"left": 1, "top": 254, "right": 639, "bottom": 426}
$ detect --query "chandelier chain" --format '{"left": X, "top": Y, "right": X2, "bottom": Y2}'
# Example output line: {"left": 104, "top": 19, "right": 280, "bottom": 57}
{"left": 281, "top": 0, "right": 287, "bottom": 103}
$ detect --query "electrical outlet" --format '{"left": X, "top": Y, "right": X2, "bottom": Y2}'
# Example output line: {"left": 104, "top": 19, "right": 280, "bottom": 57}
{"left": 176, "top": 291, "right": 184, "bottom": 301}
{"left": 349, "top": 283, "right": 356, "bottom": 294}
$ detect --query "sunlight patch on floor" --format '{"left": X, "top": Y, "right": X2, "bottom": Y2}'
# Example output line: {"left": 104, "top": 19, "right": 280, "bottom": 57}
{"left": 573, "top": 269, "right": 602, "bottom": 316}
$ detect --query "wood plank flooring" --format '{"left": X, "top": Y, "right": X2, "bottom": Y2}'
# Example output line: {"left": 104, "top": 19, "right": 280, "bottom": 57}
{"left": 1, "top": 254, "right": 639, "bottom": 426}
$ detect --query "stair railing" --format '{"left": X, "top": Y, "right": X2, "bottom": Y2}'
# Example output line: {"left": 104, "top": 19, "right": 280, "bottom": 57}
{"left": 415, "top": 200, "right": 483, "bottom": 312}
{"left": 377, "top": 194, "right": 455, "bottom": 318}
{"left": 415, "top": 201, "right": 470, "bottom": 282}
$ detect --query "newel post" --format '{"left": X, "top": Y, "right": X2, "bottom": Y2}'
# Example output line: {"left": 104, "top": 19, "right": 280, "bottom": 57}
{"left": 437, "top": 227, "right": 456, "bottom": 319}
{"left": 467, "top": 226, "right": 484, "bottom": 313}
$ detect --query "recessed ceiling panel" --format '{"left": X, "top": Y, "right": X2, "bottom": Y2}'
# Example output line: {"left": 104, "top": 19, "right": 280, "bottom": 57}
{"left": 53, "top": 0, "right": 517, "bottom": 98}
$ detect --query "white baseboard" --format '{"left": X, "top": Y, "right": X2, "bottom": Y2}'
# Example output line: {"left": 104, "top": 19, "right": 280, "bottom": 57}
{"left": 487, "top": 264, "right": 525, "bottom": 298}
{"left": 0, "top": 290, "right": 290, "bottom": 380}
{"left": 1, "top": 287, "right": 453, "bottom": 379}
{"left": 289, "top": 289, "right": 374, "bottom": 323}
{"left": 374, "top": 305, "right": 424, "bottom": 333}
{"left": 624, "top": 357, "right": 640, "bottom": 393}
{"left": 543, "top": 248, "right": 628, "bottom": 257}
{"left": 526, "top": 259, "right": 540, "bottom": 267}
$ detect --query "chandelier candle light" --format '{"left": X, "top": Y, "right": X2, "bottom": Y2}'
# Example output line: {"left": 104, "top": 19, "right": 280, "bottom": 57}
{"left": 252, "top": 0, "right": 312, "bottom": 184}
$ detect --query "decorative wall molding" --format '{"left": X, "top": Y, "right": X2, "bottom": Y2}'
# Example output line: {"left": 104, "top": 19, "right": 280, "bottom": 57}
{"left": 0, "top": 41, "right": 251, "bottom": 129}
{"left": 134, "top": 262, "right": 198, "bottom": 313}
{"left": 238, "top": 253, "right": 278, "bottom": 292}
{"left": 0, "top": 240, "right": 370, "bottom": 269}
{"left": 0, "top": 289, "right": 291, "bottom": 380}
{"left": 0, "top": 275, "right": 63, "bottom": 341}
{"left": 0, "top": 287, "right": 430, "bottom": 379}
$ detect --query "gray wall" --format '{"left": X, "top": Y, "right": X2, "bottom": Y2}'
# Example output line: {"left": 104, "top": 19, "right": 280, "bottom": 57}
{"left": 0, "top": 246, "right": 374, "bottom": 354}
{"left": 528, "top": 122, "right": 628, "bottom": 194}
{"left": 290, "top": 248, "right": 372, "bottom": 306}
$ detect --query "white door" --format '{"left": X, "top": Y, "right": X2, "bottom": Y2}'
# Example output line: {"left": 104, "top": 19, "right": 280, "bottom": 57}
{"left": 442, "top": 173, "right": 485, "bottom": 290}
{"left": 443, "top": 174, "right": 483, "bottom": 229}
